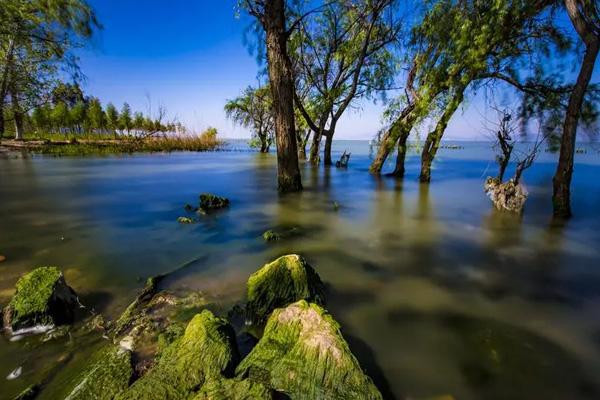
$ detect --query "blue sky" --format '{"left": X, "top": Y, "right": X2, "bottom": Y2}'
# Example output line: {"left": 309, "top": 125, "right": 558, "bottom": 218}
{"left": 77, "top": 0, "right": 597, "bottom": 141}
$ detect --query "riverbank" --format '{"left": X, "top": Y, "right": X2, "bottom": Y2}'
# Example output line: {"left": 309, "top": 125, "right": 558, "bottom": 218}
{"left": 0, "top": 134, "right": 222, "bottom": 156}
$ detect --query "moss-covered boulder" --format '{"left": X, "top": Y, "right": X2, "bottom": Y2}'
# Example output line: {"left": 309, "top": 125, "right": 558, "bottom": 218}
{"left": 177, "top": 216, "right": 194, "bottom": 224}
{"left": 117, "top": 310, "right": 239, "bottom": 400}
{"left": 199, "top": 193, "right": 230, "bottom": 213}
{"left": 192, "top": 378, "right": 274, "bottom": 400}
{"left": 64, "top": 346, "right": 134, "bottom": 400}
{"left": 262, "top": 230, "right": 280, "bottom": 242}
{"left": 236, "top": 300, "right": 382, "bottom": 399}
{"left": 3, "top": 267, "right": 79, "bottom": 332}
{"left": 246, "top": 255, "right": 325, "bottom": 324}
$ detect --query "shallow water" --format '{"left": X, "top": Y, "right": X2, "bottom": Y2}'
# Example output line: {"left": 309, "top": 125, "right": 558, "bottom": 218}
{"left": 1, "top": 140, "right": 600, "bottom": 399}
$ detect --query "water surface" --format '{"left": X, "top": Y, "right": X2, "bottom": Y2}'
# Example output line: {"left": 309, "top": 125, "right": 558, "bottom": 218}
{"left": 1, "top": 140, "right": 600, "bottom": 399}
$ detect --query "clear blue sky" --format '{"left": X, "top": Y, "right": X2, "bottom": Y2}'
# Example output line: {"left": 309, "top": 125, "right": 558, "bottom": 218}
{"left": 77, "top": 0, "right": 597, "bottom": 141}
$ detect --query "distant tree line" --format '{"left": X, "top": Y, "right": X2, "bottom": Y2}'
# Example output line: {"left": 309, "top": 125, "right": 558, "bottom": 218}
{"left": 28, "top": 83, "right": 182, "bottom": 138}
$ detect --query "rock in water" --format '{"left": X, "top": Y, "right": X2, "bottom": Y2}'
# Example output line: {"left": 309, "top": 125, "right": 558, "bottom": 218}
{"left": 3, "top": 267, "right": 79, "bottom": 332}
{"left": 63, "top": 346, "right": 133, "bottom": 400}
{"left": 262, "top": 230, "right": 280, "bottom": 242}
{"left": 484, "top": 177, "right": 528, "bottom": 213}
{"left": 192, "top": 378, "right": 274, "bottom": 400}
{"left": 199, "top": 193, "right": 230, "bottom": 213}
{"left": 117, "top": 310, "right": 239, "bottom": 400}
{"left": 246, "top": 255, "right": 325, "bottom": 324}
{"left": 236, "top": 300, "right": 383, "bottom": 400}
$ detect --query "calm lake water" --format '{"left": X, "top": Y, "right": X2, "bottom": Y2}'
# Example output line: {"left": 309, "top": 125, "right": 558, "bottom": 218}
{"left": 1, "top": 140, "right": 600, "bottom": 399}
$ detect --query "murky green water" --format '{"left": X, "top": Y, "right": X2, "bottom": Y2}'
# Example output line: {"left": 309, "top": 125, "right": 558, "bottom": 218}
{"left": 1, "top": 140, "right": 600, "bottom": 399}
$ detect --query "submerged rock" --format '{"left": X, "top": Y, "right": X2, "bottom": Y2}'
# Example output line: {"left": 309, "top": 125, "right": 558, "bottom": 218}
{"left": 484, "top": 177, "right": 528, "bottom": 213}
{"left": 236, "top": 300, "right": 382, "bottom": 399}
{"left": 199, "top": 193, "right": 230, "bottom": 213}
{"left": 246, "top": 255, "right": 325, "bottom": 324}
{"left": 3, "top": 267, "right": 79, "bottom": 332}
{"left": 262, "top": 230, "right": 281, "bottom": 242}
{"left": 177, "top": 216, "right": 194, "bottom": 224}
{"left": 184, "top": 203, "right": 198, "bottom": 213}
{"left": 64, "top": 346, "right": 134, "bottom": 400}
{"left": 118, "top": 310, "right": 239, "bottom": 400}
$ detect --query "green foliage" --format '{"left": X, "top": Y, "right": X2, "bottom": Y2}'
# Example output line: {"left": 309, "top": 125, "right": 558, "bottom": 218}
{"left": 225, "top": 85, "right": 274, "bottom": 151}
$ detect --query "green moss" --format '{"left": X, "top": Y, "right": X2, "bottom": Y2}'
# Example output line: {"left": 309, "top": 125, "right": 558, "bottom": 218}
{"left": 117, "top": 310, "right": 239, "bottom": 400}
{"left": 246, "top": 255, "right": 325, "bottom": 324}
{"left": 236, "top": 300, "right": 382, "bottom": 400}
{"left": 199, "top": 193, "right": 230, "bottom": 212}
{"left": 112, "top": 275, "right": 164, "bottom": 336}
{"left": 262, "top": 230, "right": 281, "bottom": 242}
{"left": 192, "top": 378, "right": 273, "bottom": 400}
{"left": 13, "top": 385, "right": 40, "bottom": 400}
{"left": 64, "top": 346, "right": 134, "bottom": 400}
{"left": 177, "top": 216, "right": 194, "bottom": 224}
{"left": 4, "top": 266, "right": 78, "bottom": 330}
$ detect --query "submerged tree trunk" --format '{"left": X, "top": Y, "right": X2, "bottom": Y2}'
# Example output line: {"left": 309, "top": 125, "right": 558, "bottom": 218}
{"left": 391, "top": 132, "right": 409, "bottom": 177}
{"left": 323, "top": 119, "right": 338, "bottom": 166}
{"left": 552, "top": 0, "right": 599, "bottom": 218}
{"left": 308, "top": 118, "right": 327, "bottom": 165}
{"left": 264, "top": 0, "right": 302, "bottom": 192}
{"left": 419, "top": 86, "right": 465, "bottom": 182}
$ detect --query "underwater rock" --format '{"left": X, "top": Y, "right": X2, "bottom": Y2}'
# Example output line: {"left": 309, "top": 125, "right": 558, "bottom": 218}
{"left": 3, "top": 267, "right": 79, "bottom": 333}
{"left": 246, "top": 255, "right": 325, "bottom": 324}
{"left": 63, "top": 346, "right": 134, "bottom": 400}
{"left": 184, "top": 203, "right": 198, "bottom": 213}
{"left": 117, "top": 310, "right": 239, "bottom": 400}
{"left": 484, "top": 177, "right": 528, "bottom": 213}
{"left": 177, "top": 216, "right": 194, "bottom": 224}
{"left": 262, "top": 230, "right": 281, "bottom": 242}
{"left": 236, "top": 300, "right": 382, "bottom": 399}
{"left": 199, "top": 193, "right": 230, "bottom": 213}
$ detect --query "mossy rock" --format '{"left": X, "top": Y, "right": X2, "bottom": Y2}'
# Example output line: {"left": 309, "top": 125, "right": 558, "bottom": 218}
{"left": 236, "top": 300, "right": 382, "bottom": 399}
{"left": 262, "top": 230, "right": 281, "bottom": 242}
{"left": 192, "top": 378, "right": 274, "bottom": 400}
{"left": 64, "top": 346, "right": 134, "bottom": 400}
{"left": 177, "top": 216, "right": 194, "bottom": 224}
{"left": 199, "top": 193, "right": 230, "bottom": 213}
{"left": 3, "top": 267, "right": 79, "bottom": 332}
{"left": 246, "top": 255, "right": 325, "bottom": 324}
{"left": 117, "top": 310, "right": 239, "bottom": 400}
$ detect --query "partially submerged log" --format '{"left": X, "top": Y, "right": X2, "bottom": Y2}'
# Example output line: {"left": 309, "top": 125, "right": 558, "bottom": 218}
{"left": 336, "top": 150, "right": 351, "bottom": 168}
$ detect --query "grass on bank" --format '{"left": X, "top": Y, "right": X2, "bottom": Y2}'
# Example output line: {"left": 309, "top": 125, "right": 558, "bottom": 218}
{"left": 0, "top": 128, "right": 222, "bottom": 156}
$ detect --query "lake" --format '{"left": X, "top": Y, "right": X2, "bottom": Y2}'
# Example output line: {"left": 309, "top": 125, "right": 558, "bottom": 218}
{"left": 1, "top": 140, "right": 600, "bottom": 399}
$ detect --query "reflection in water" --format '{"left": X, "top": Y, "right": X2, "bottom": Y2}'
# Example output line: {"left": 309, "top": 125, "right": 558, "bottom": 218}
{"left": 1, "top": 141, "right": 600, "bottom": 399}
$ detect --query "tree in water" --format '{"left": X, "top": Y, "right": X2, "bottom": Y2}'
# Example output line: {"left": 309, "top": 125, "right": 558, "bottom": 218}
{"left": 239, "top": 0, "right": 302, "bottom": 192}
{"left": 291, "top": 0, "right": 399, "bottom": 166}
{"left": 553, "top": 0, "right": 600, "bottom": 218}
{"left": 225, "top": 85, "right": 275, "bottom": 153}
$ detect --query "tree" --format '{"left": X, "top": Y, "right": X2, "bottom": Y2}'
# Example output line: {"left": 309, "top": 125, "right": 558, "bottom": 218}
{"left": 225, "top": 85, "right": 275, "bottom": 153}
{"left": 119, "top": 102, "right": 132, "bottom": 134}
{"left": 292, "top": 0, "right": 400, "bottom": 165}
{"left": 1, "top": 0, "right": 99, "bottom": 138}
{"left": 87, "top": 97, "right": 105, "bottom": 133}
{"left": 553, "top": 0, "right": 600, "bottom": 218}
{"left": 133, "top": 111, "right": 145, "bottom": 135}
{"left": 51, "top": 102, "right": 70, "bottom": 136}
{"left": 105, "top": 102, "right": 119, "bottom": 136}
{"left": 70, "top": 100, "right": 87, "bottom": 134}
{"left": 239, "top": 0, "right": 302, "bottom": 192}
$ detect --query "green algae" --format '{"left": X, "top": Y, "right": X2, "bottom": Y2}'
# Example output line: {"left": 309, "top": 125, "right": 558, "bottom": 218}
{"left": 236, "top": 300, "right": 382, "bottom": 400}
{"left": 3, "top": 266, "right": 78, "bottom": 330}
{"left": 112, "top": 275, "right": 164, "bottom": 336}
{"left": 64, "top": 346, "right": 134, "bottom": 400}
{"left": 192, "top": 378, "right": 274, "bottom": 400}
{"left": 117, "top": 310, "right": 239, "bottom": 400}
{"left": 246, "top": 255, "right": 325, "bottom": 324}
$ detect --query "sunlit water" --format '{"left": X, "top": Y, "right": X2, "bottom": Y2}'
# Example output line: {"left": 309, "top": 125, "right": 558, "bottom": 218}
{"left": 1, "top": 140, "right": 600, "bottom": 399}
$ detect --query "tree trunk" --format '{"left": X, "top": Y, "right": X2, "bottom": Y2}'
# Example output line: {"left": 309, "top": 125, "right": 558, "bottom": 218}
{"left": 264, "top": 0, "right": 302, "bottom": 192}
{"left": 323, "top": 119, "right": 337, "bottom": 166}
{"left": 552, "top": 1, "right": 599, "bottom": 218}
{"left": 0, "top": 103, "right": 4, "bottom": 138}
{"left": 391, "top": 133, "right": 409, "bottom": 177}
{"left": 309, "top": 120, "right": 327, "bottom": 164}
{"left": 10, "top": 85, "right": 24, "bottom": 140}
{"left": 419, "top": 86, "right": 465, "bottom": 182}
